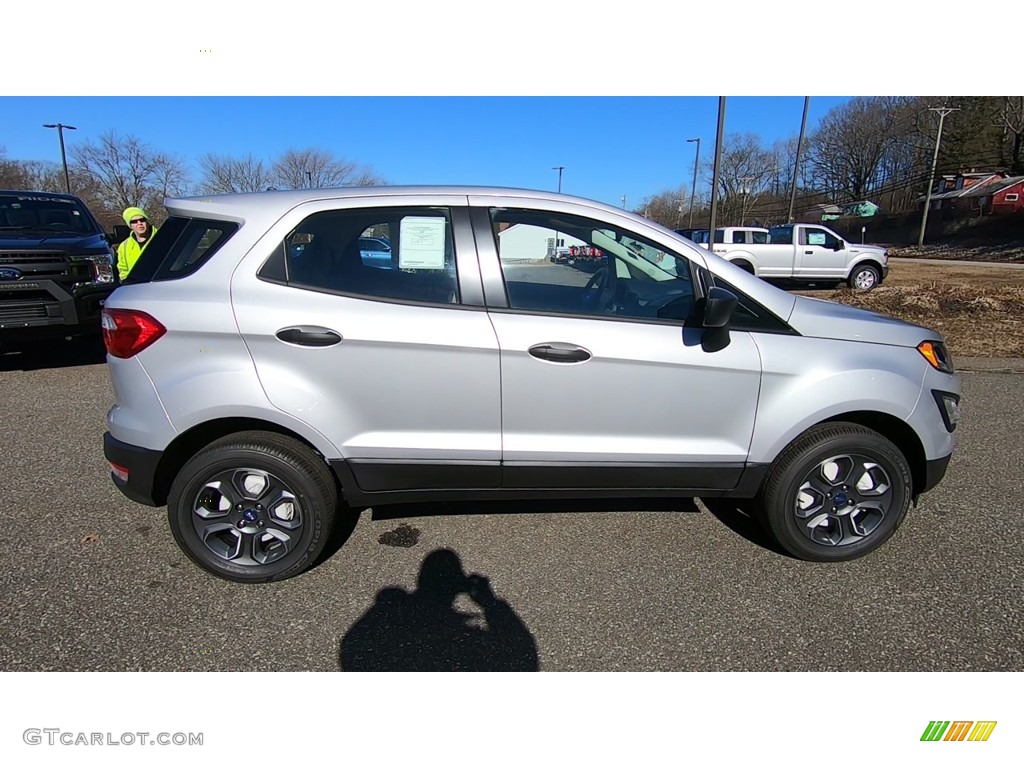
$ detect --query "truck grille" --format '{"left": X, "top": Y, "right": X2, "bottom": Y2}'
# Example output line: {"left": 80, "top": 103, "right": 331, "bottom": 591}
{"left": 0, "top": 302, "right": 56, "bottom": 324}
{"left": 0, "top": 252, "right": 78, "bottom": 279}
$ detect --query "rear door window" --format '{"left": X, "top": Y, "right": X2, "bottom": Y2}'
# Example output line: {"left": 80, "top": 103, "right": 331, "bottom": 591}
{"left": 258, "top": 207, "right": 459, "bottom": 305}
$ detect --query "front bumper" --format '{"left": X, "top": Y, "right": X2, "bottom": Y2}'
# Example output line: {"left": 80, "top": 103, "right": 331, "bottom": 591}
{"left": 0, "top": 280, "right": 114, "bottom": 337}
{"left": 103, "top": 431, "right": 163, "bottom": 506}
{"left": 919, "top": 453, "right": 952, "bottom": 496}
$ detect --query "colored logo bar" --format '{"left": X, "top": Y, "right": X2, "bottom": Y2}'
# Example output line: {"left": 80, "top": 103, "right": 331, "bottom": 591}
{"left": 921, "top": 721, "right": 997, "bottom": 742}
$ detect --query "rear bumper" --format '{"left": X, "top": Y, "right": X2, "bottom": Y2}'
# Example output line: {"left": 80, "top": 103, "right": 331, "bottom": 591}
{"left": 103, "top": 431, "right": 163, "bottom": 506}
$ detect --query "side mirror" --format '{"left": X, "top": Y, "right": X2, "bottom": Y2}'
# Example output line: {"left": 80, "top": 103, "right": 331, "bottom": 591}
{"left": 702, "top": 286, "right": 738, "bottom": 329}
{"left": 700, "top": 287, "right": 738, "bottom": 353}
{"left": 832, "top": 240, "right": 845, "bottom": 251}
{"left": 108, "top": 224, "right": 130, "bottom": 244}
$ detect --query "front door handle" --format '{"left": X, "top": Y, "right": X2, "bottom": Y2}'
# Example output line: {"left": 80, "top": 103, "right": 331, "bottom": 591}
{"left": 528, "top": 343, "right": 591, "bottom": 363}
{"left": 804, "top": 250, "right": 814, "bottom": 255}
{"left": 276, "top": 326, "right": 342, "bottom": 347}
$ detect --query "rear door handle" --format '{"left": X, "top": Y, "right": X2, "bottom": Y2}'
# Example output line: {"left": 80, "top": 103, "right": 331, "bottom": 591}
{"left": 528, "top": 343, "right": 591, "bottom": 363}
{"left": 275, "top": 326, "right": 342, "bottom": 347}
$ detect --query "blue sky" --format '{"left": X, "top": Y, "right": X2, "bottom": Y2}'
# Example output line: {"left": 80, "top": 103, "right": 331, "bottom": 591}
{"left": 1, "top": 3, "right": 1007, "bottom": 210}
{"left": 1, "top": 96, "right": 850, "bottom": 209}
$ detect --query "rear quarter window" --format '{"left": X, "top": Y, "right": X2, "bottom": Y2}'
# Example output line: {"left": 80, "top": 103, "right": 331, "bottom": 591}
{"left": 124, "top": 217, "right": 238, "bottom": 284}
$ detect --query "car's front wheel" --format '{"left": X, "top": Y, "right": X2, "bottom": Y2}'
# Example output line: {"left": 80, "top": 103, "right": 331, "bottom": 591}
{"left": 759, "top": 423, "right": 911, "bottom": 562}
{"left": 167, "top": 431, "right": 339, "bottom": 582}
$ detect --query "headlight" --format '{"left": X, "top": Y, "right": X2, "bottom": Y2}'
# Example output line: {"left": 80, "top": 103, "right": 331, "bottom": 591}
{"left": 83, "top": 253, "right": 115, "bottom": 284}
{"left": 917, "top": 340, "right": 954, "bottom": 373}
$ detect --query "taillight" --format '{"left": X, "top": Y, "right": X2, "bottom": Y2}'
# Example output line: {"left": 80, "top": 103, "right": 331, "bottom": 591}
{"left": 101, "top": 308, "right": 166, "bottom": 359}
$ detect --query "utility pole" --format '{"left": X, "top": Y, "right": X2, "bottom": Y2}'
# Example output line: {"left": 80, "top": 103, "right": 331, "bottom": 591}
{"left": 686, "top": 137, "right": 701, "bottom": 228}
{"left": 918, "top": 107, "right": 959, "bottom": 247}
{"left": 306, "top": 170, "right": 313, "bottom": 189}
{"left": 707, "top": 98, "right": 727, "bottom": 244}
{"left": 621, "top": 194, "right": 627, "bottom": 210}
{"left": 43, "top": 123, "right": 77, "bottom": 194}
{"left": 787, "top": 97, "right": 810, "bottom": 223}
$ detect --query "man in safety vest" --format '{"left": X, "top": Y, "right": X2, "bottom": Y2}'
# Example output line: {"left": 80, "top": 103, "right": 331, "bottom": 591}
{"left": 116, "top": 206, "right": 158, "bottom": 280}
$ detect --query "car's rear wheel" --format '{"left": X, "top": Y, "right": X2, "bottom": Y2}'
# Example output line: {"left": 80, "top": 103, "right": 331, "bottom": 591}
{"left": 167, "top": 431, "right": 338, "bottom": 583}
{"left": 848, "top": 264, "right": 880, "bottom": 291}
{"left": 759, "top": 423, "right": 911, "bottom": 562}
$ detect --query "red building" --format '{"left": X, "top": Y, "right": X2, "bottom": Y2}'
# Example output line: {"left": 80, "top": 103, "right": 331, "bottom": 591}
{"left": 965, "top": 175, "right": 1024, "bottom": 215}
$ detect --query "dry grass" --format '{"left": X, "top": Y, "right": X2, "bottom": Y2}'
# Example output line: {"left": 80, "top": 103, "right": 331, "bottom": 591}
{"left": 797, "top": 261, "right": 1024, "bottom": 358}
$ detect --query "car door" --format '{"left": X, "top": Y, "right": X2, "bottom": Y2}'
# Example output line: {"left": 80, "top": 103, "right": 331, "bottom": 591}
{"left": 231, "top": 197, "right": 502, "bottom": 492}
{"left": 795, "top": 226, "right": 847, "bottom": 278}
{"left": 468, "top": 198, "right": 762, "bottom": 493}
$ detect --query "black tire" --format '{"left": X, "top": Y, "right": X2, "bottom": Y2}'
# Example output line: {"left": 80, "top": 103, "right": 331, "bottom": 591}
{"left": 759, "top": 423, "right": 911, "bottom": 562}
{"left": 167, "top": 431, "right": 339, "bottom": 583}
{"left": 847, "top": 264, "right": 880, "bottom": 291}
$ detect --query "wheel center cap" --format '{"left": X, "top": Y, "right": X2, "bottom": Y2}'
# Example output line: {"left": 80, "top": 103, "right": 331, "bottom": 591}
{"left": 834, "top": 492, "right": 849, "bottom": 506}
{"left": 242, "top": 508, "right": 260, "bottom": 523}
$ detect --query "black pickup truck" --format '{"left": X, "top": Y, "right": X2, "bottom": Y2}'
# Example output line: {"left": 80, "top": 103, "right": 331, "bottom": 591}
{"left": 0, "top": 190, "right": 119, "bottom": 346}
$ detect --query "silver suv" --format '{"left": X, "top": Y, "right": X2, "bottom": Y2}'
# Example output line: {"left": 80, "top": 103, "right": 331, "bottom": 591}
{"left": 101, "top": 187, "right": 961, "bottom": 583}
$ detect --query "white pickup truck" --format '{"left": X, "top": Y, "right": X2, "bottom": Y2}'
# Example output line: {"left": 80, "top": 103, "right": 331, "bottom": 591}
{"left": 706, "top": 223, "right": 889, "bottom": 291}
{"left": 689, "top": 226, "right": 770, "bottom": 246}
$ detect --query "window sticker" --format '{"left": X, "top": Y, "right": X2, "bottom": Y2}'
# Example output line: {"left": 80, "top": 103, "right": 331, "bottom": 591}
{"left": 807, "top": 232, "right": 827, "bottom": 246}
{"left": 399, "top": 216, "right": 446, "bottom": 269}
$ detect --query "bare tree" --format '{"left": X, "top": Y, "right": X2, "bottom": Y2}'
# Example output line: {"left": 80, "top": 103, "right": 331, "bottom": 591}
{"left": 71, "top": 131, "right": 190, "bottom": 222}
{"left": 272, "top": 148, "right": 384, "bottom": 189}
{"left": 705, "top": 133, "right": 774, "bottom": 225}
{"left": 636, "top": 187, "right": 690, "bottom": 229}
{"left": 999, "top": 96, "right": 1024, "bottom": 173}
{"left": 808, "top": 97, "right": 916, "bottom": 202}
{"left": 1, "top": 148, "right": 39, "bottom": 190}
{"left": 199, "top": 154, "right": 275, "bottom": 193}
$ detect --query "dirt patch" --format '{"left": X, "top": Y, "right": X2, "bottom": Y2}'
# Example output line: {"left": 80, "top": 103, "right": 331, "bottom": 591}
{"left": 797, "top": 260, "right": 1024, "bottom": 359}
{"left": 888, "top": 243, "right": 1024, "bottom": 263}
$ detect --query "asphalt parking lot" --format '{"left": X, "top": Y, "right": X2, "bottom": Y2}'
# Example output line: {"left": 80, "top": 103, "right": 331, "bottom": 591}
{"left": 0, "top": 340, "right": 1021, "bottom": 672}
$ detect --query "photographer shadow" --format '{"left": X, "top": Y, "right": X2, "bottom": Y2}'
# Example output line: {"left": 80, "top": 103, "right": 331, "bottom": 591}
{"left": 339, "top": 548, "right": 538, "bottom": 672}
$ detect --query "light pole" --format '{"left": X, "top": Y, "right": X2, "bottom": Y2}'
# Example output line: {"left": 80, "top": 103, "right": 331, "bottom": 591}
{"left": 43, "top": 123, "right": 76, "bottom": 194}
{"left": 686, "top": 137, "right": 701, "bottom": 228}
{"left": 551, "top": 166, "right": 565, "bottom": 259}
{"left": 621, "top": 194, "right": 627, "bottom": 210}
{"left": 918, "top": 107, "right": 959, "bottom": 247}
{"left": 787, "top": 97, "right": 810, "bottom": 223}
{"left": 306, "top": 170, "right": 313, "bottom": 189}
{"left": 552, "top": 166, "right": 564, "bottom": 193}
{"left": 707, "top": 98, "right": 727, "bottom": 244}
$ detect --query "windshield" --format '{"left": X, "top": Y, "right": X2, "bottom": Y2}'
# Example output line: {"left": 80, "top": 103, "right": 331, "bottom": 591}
{"left": 0, "top": 194, "right": 100, "bottom": 234}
